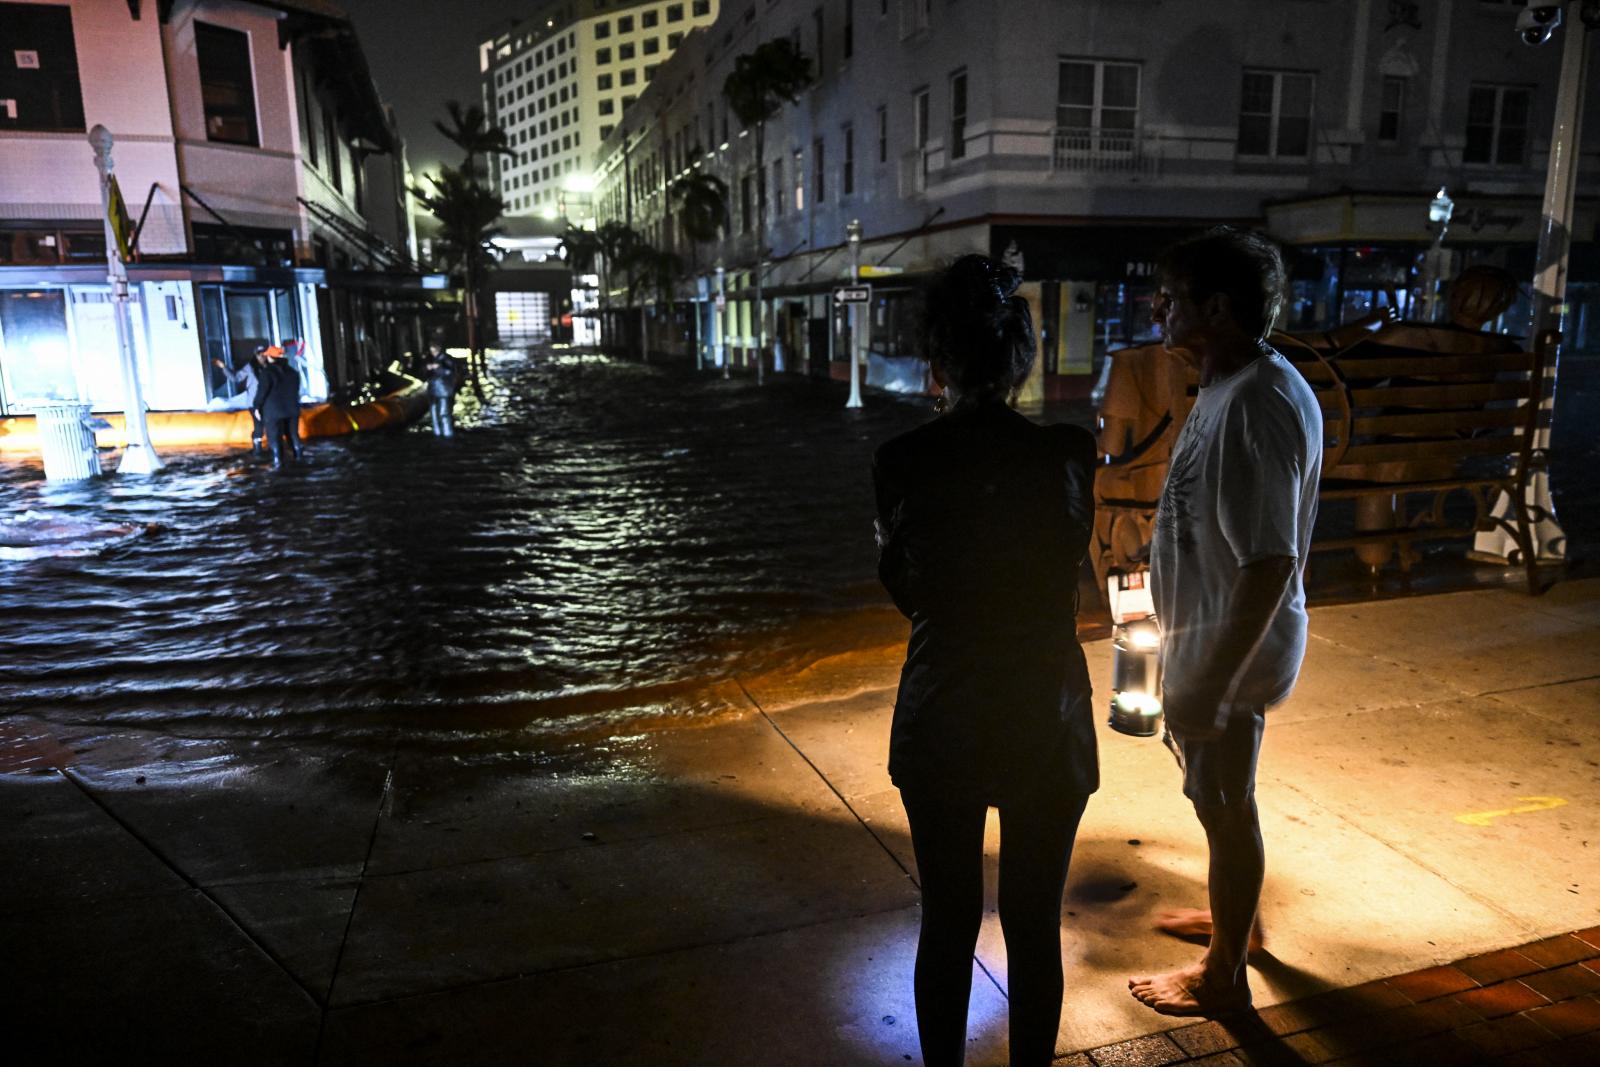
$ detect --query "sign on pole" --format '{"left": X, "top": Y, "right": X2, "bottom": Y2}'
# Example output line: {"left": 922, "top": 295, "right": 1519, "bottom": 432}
{"left": 107, "top": 174, "right": 135, "bottom": 261}
{"left": 833, "top": 284, "right": 871, "bottom": 305}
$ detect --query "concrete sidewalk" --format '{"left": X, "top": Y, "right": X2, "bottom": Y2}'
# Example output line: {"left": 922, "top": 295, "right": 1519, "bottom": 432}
{"left": 3, "top": 580, "right": 1598, "bottom": 1064}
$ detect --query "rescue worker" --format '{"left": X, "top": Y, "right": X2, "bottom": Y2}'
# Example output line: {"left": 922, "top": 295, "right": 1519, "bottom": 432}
{"left": 253, "top": 345, "right": 304, "bottom": 467}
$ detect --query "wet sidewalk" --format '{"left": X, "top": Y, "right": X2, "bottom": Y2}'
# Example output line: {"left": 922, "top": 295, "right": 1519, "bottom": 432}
{"left": 3, "top": 578, "right": 1598, "bottom": 1064}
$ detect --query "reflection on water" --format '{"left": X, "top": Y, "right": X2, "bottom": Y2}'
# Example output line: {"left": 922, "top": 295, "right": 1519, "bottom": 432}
{"left": 0, "top": 353, "right": 939, "bottom": 743}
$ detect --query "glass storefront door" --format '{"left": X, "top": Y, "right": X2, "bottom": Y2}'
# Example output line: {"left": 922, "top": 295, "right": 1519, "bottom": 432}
{"left": 0, "top": 288, "right": 74, "bottom": 412}
{"left": 200, "top": 285, "right": 299, "bottom": 401}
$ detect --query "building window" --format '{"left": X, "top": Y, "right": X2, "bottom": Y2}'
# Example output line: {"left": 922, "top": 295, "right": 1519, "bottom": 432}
{"left": 322, "top": 106, "right": 342, "bottom": 191}
{"left": 900, "top": 0, "right": 931, "bottom": 38}
{"left": 670, "top": 31, "right": 684, "bottom": 47}
{"left": 771, "top": 157, "right": 784, "bottom": 217}
{"left": 601, "top": 123, "right": 614, "bottom": 138}
{"left": 842, "top": 124, "right": 855, "bottom": 194}
{"left": 623, "top": 94, "right": 637, "bottom": 110}
{"left": 597, "top": 47, "right": 612, "bottom": 64}
{"left": 0, "top": 3, "right": 86, "bottom": 133}
{"left": 620, "top": 42, "right": 636, "bottom": 60}
{"left": 877, "top": 104, "right": 888, "bottom": 163}
{"left": 1238, "top": 69, "right": 1313, "bottom": 158}
{"left": 598, "top": 74, "right": 613, "bottom": 90}
{"left": 668, "top": 2, "right": 685, "bottom": 21}
{"left": 740, "top": 172, "right": 753, "bottom": 234}
{"left": 595, "top": 21, "right": 611, "bottom": 39}
{"left": 1378, "top": 76, "right": 1405, "bottom": 142}
{"left": 844, "top": 0, "right": 854, "bottom": 59}
{"left": 646, "top": 64, "right": 659, "bottom": 81}
{"left": 621, "top": 68, "right": 637, "bottom": 86}
{"left": 196, "top": 22, "right": 259, "bottom": 146}
{"left": 1056, "top": 58, "right": 1139, "bottom": 156}
{"left": 643, "top": 10, "right": 659, "bottom": 28}
{"left": 913, "top": 87, "right": 929, "bottom": 154}
{"left": 813, "top": 137, "right": 826, "bottom": 202}
{"left": 693, "top": 0, "right": 711, "bottom": 14}
{"left": 599, "top": 98, "right": 615, "bottom": 115}
{"left": 645, "top": 37, "right": 661, "bottom": 55}
{"left": 949, "top": 69, "right": 967, "bottom": 160}
{"left": 1465, "top": 83, "right": 1531, "bottom": 165}
{"left": 813, "top": 7, "right": 825, "bottom": 76}
{"left": 794, "top": 148, "right": 805, "bottom": 210}
{"left": 618, "top": 15, "right": 634, "bottom": 33}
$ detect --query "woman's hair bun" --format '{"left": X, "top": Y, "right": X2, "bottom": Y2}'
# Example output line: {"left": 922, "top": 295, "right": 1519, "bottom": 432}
{"left": 922, "top": 254, "right": 1036, "bottom": 402}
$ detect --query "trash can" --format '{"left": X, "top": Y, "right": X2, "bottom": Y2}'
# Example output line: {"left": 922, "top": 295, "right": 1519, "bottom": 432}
{"left": 33, "top": 402, "right": 102, "bottom": 482}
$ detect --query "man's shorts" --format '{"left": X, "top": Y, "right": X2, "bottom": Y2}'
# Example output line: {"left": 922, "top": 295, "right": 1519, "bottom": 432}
{"left": 1161, "top": 705, "right": 1266, "bottom": 808}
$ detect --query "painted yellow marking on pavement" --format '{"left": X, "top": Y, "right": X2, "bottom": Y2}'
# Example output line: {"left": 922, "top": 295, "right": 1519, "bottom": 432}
{"left": 1454, "top": 796, "right": 1568, "bottom": 826}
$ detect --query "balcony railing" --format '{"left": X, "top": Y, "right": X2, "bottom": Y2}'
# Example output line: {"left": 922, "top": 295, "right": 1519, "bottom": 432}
{"left": 1051, "top": 126, "right": 1157, "bottom": 176}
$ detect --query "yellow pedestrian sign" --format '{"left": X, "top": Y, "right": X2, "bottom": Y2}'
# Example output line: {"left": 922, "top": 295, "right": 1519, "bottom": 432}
{"left": 107, "top": 174, "right": 135, "bottom": 261}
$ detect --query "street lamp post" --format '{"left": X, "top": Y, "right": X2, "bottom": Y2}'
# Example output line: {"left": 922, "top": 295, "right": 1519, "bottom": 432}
{"left": 845, "top": 219, "right": 863, "bottom": 410}
{"left": 89, "top": 125, "right": 162, "bottom": 475}
{"left": 1473, "top": 2, "right": 1592, "bottom": 564}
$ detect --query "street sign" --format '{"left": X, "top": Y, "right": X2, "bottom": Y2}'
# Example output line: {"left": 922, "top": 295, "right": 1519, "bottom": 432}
{"left": 833, "top": 284, "right": 871, "bottom": 304}
{"left": 107, "top": 174, "right": 134, "bottom": 261}
{"left": 857, "top": 265, "right": 903, "bottom": 278}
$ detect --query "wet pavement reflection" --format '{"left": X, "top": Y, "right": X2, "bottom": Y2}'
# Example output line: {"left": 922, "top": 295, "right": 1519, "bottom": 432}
{"left": 0, "top": 353, "right": 948, "bottom": 747}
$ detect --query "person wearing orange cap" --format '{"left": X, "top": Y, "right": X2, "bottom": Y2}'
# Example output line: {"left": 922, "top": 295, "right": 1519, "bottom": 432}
{"left": 214, "top": 346, "right": 270, "bottom": 453}
{"left": 253, "top": 345, "right": 303, "bottom": 467}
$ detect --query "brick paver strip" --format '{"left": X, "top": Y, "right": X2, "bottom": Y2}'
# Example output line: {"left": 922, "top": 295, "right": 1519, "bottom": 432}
{"left": 1167, "top": 1019, "right": 1241, "bottom": 1058}
{"left": 1522, "top": 960, "right": 1600, "bottom": 1001}
{"left": 1572, "top": 925, "right": 1600, "bottom": 951}
{"left": 1525, "top": 994, "right": 1600, "bottom": 1038}
{"left": 1455, "top": 947, "right": 1543, "bottom": 984}
{"left": 1382, "top": 963, "right": 1478, "bottom": 1002}
{"left": 1515, "top": 933, "right": 1596, "bottom": 969}
{"left": 1452, "top": 978, "right": 1550, "bottom": 1019}
{"left": 1085, "top": 1031, "right": 1186, "bottom": 1066}
{"left": 1455, "top": 1012, "right": 1556, "bottom": 1057}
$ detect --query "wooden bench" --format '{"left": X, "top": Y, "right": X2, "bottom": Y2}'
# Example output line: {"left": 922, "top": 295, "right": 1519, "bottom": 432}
{"left": 1275, "top": 327, "right": 1553, "bottom": 593}
{"left": 1093, "top": 328, "right": 1554, "bottom": 596}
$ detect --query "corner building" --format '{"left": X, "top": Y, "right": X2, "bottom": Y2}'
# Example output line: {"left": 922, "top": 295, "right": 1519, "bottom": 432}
{"left": 592, "top": 0, "right": 1600, "bottom": 395}
{"left": 0, "top": 0, "right": 437, "bottom": 421}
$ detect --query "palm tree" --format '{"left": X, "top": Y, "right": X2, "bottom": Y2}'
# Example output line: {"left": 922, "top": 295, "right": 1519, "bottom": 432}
{"left": 411, "top": 165, "right": 505, "bottom": 393}
{"left": 590, "top": 220, "right": 644, "bottom": 353}
{"left": 670, "top": 170, "right": 730, "bottom": 372}
{"left": 722, "top": 38, "right": 812, "bottom": 384}
{"left": 626, "top": 245, "right": 684, "bottom": 362}
{"left": 434, "top": 100, "right": 515, "bottom": 178}
{"left": 558, "top": 225, "right": 604, "bottom": 350}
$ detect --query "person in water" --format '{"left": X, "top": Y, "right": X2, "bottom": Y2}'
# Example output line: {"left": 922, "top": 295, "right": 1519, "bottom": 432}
{"left": 873, "top": 253, "right": 1098, "bottom": 1066}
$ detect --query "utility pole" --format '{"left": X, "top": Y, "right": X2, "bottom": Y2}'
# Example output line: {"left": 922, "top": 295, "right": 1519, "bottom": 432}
{"left": 89, "top": 125, "right": 162, "bottom": 474}
{"left": 845, "top": 219, "right": 863, "bottom": 409}
{"left": 1474, "top": 3, "right": 1589, "bottom": 563}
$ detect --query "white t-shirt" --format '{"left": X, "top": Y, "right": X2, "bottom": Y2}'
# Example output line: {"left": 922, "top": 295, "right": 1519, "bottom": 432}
{"left": 1150, "top": 350, "right": 1323, "bottom": 731}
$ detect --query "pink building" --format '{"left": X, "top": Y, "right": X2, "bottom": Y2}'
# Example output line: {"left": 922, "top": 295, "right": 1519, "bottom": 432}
{"left": 0, "top": 0, "right": 440, "bottom": 420}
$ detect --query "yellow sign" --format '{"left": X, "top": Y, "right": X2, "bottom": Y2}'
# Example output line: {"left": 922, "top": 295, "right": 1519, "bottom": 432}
{"left": 1455, "top": 796, "right": 1568, "bottom": 827}
{"left": 107, "top": 174, "right": 134, "bottom": 261}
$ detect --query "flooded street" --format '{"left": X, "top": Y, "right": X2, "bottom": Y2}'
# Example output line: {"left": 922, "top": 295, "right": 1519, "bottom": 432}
{"left": 2, "top": 350, "right": 1595, "bottom": 755}
{"left": 0, "top": 353, "right": 948, "bottom": 748}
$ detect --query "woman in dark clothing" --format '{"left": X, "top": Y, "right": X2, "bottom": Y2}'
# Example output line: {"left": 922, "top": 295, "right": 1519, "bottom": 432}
{"left": 873, "top": 254, "right": 1098, "bottom": 1066}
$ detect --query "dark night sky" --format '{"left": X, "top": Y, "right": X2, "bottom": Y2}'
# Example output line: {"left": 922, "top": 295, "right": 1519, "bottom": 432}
{"left": 339, "top": 0, "right": 531, "bottom": 178}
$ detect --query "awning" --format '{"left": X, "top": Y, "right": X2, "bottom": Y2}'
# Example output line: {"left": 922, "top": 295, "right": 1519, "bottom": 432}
{"left": 1265, "top": 191, "right": 1599, "bottom": 247}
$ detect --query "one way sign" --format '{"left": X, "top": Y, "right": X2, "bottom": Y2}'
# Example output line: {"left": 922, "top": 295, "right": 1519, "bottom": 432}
{"left": 832, "top": 285, "right": 871, "bottom": 304}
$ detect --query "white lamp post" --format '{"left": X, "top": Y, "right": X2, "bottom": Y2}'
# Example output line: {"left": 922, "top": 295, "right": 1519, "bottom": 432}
{"left": 845, "top": 219, "right": 863, "bottom": 410}
{"left": 1473, "top": 3, "right": 1591, "bottom": 564}
{"left": 88, "top": 125, "right": 162, "bottom": 475}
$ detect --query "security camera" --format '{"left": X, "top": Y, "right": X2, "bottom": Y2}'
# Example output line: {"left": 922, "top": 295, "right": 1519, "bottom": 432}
{"left": 1517, "top": 4, "right": 1564, "bottom": 46}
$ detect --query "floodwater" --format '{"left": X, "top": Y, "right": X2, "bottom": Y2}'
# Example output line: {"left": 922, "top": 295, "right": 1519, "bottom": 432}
{"left": 1, "top": 348, "right": 1595, "bottom": 755}
{"left": 0, "top": 352, "right": 947, "bottom": 749}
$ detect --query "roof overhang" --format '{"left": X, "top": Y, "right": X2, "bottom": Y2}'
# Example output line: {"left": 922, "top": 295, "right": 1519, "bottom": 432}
{"left": 1265, "top": 191, "right": 1598, "bottom": 246}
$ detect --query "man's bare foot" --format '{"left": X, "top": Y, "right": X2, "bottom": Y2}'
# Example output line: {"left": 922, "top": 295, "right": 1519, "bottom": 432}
{"left": 1153, "top": 908, "right": 1266, "bottom": 953}
{"left": 1128, "top": 963, "right": 1253, "bottom": 1017}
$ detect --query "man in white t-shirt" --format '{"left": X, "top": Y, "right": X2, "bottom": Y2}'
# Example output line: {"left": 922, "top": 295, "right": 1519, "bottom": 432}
{"left": 1129, "top": 227, "right": 1323, "bottom": 1017}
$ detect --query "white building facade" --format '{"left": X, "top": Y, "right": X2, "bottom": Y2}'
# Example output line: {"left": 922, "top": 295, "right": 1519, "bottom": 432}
{"left": 0, "top": 0, "right": 435, "bottom": 419}
{"left": 591, "top": 0, "right": 1600, "bottom": 394}
{"left": 479, "top": 0, "right": 719, "bottom": 220}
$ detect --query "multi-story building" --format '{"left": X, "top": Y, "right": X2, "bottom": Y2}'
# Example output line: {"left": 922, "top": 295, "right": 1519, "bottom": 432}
{"left": 479, "top": 0, "right": 720, "bottom": 220}
{"left": 593, "top": 0, "right": 1600, "bottom": 394}
{"left": 0, "top": 0, "right": 435, "bottom": 420}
